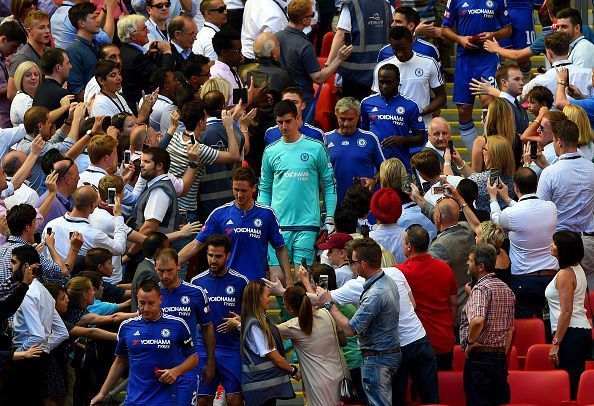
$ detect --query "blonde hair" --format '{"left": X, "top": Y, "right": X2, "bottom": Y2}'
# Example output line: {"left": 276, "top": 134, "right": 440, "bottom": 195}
{"left": 484, "top": 98, "right": 516, "bottom": 148}
{"left": 379, "top": 158, "right": 409, "bottom": 189}
{"left": 117, "top": 14, "right": 146, "bottom": 43}
{"left": 240, "top": 281, "right": 275, "bottom": 349}
{"left": 486, "top": 135, "right": 515, "bottom": 178}
{"left": 66, "top": 276, "right": 93, "bottom": 306}
{"left": 563, "top": 104, "right": 594, "bottom": 146}
{"left": 479, "top": 221, "right": 505, "bottom": 251}
{"left": 199, "top": 78, "right": 231, "bottom": 104}
{"left": 14, "top": 61, "right": 39, "bottom": 93}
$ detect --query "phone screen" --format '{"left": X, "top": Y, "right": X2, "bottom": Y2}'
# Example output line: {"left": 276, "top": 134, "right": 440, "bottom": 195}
{"left": 344, "top": 32, "right": 352, "bottom": 46}
{"left": 489, "top": 168, "right": 500, "bottom": 186}
{"left": 448, "top": 140, "right": 454, "bottom": 153}
{"left": 319, "top": 275, "right": 329, "bottom": 290}
{"left": 530, "top": 141, "right": 538, "bottom": 160}
{"left": 124, "top": 151, "right": 131, "bottom": 164}
{"left": 107, "top": 188, "right": 116, "bottom": 206}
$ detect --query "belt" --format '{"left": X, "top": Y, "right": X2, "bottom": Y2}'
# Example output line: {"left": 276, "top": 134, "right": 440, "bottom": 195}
{"left": 520, "top": 269, "right": 557, "bottom": 276}
{"left": 361, "top": 348, "right": 401, "bottom": 357}
{"left": 582, "top": 232, "right": 594, "bottom": 237}
{"left": 471, "top": 346, "right": 505, "bottom": 353}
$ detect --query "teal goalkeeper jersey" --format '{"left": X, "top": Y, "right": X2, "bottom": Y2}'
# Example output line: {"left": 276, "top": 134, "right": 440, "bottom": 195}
{"left": 257, "top": 135, "right": 337, "bottom": 230}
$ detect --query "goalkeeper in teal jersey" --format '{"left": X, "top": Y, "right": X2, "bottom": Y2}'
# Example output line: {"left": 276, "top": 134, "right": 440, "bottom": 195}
{"left": 258, "top": 100, "right": 337, "bottom": 281}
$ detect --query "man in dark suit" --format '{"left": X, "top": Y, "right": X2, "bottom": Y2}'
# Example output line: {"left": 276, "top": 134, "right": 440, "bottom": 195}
{"left": 117, "top": 14, "right": 173, "bottom": 114}
{"left": 496, "top": 65, "right": 529, "bottom": 135}
{"left": 168, "top": 15, "right": 198, "bottom": 74}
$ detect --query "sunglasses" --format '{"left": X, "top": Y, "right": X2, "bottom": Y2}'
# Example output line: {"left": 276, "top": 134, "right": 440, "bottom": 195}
{"left": 150, "top": 2, "right": 170, "bottom": 9}
{"left": 208, "top": 5, "right": 226, "bottom": 13}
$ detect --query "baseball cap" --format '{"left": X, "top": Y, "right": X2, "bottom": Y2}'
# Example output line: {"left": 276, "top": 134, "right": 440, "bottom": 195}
{"left": 318, "top": 232, "right": 353, "bottom": 251}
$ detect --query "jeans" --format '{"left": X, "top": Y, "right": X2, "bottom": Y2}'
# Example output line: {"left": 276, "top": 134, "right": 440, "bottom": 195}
{"left": 558, "top": 327, "right": 592, "bottom": 399}
{"left": 464, "top": 351, "right": 510, "bottom": 406}
{"left": 393, "top": 336, "right": 439, "bottom": 405}
{"left": 510, "top": 274, "right": 554, "bottom": 318}
{"left": 360, "top": 352, "right": 401, "bottom": 406}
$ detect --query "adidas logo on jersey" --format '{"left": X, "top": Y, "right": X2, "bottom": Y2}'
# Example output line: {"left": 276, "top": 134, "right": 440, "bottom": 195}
{"left": 133, "top": 331, "right": 140, "bottom": 336}
{"left": 328, "top": 142, "right": 335, "bottom": 148}
{"left": 226, "top": 220, "right": 234, "bottom": 225}
{"left": 462, "top": 2, "right": 469, "bottom": 6}
{"left": 371, "top": 107, "right": 379, "bottom": 112}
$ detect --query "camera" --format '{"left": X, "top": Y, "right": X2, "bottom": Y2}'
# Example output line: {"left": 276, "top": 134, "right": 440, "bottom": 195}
{"left": 489, "top": 168, "right": 500, "bottom": 186}
{"left": 107, "top": 188, "right": 116, "bottom": 206}
{"left": 124, "top": 150, "right": 131, "bottom": 164}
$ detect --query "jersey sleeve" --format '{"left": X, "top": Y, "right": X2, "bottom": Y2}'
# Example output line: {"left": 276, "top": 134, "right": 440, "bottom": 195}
{"left": 196, "top": 209, "right": 222, "bottom": 244}
{"left": 257, "top": 150, "right": 273, "bottom": 206}
{"left": 429, "top": 60, "right": 444, "bottom": 89}
{"left": 370, "top": 133, "right": 385, "bottom": 171}
{"left": 194, "top": 288, "right": 213, "bottom": 325}
{"left": 267, "top": 208, "right": 285, "bottom": 248}
{"left": 497, "top": 0, "right": 511, "bottom": 28}
{"left": 316, "top": 145, "right": 338, "bottom": 218}
{"left": 178, "top": 320, "right": 197, "bottom": 357}
{"left": 441, "top": 0, "right": 457, "bottom": 28}
{"left": 409, "top": 103, "right": 426, "bottom": 132}
{"left": 115, "top": 324, "right": 129, "bottom": 356}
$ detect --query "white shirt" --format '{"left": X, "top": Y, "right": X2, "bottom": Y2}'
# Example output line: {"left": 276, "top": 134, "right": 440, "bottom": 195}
{"left": 423, "top": 176, "right": 464, "bottom": 205}
{"left": 372, "top": 53, "right": 443, "bottom": 128}
{"left": 370, "top": 223, "right": 407, "bottom": 264}
{"left": 42, "top": 212, "right": 128, "bottom": 259}
{"left": 490, "top": 193, "right": 558, "bottom": 275}
{"left": 91, "top": 92, "right": 133, "bottom": 117}
{"left": 12, "top": 278, "right": 69, "bottom": 352}
{"left": 521, "top": 60, "right": 593, "bottom": 103}
{"left": 133, "top": 172, "right": 185, "bottom": 197}
{"left": 0, "top": 124, "right": 25, "bottom": 157}
{"left": 335, "top": 263, "right": 356, "bottom": 288}
{"left": 3, "top": 181, "right": 39, "bottom": 209}
{"left": 331, "top": 267, "right": 426, "bottom": 346}
{"left": 139, "top": 95, "right": 176, "bottom": 132}
{"left": 193, "top": 22, "right": 219, "bottom": 60}
{"left": 143, "top": 174, "right": 173, "bottom": 222}
{"left": 545, "top": 264, "right": 592, "bottom": 331}
{"left": 77, "top": 165, "right": 108, "bottom": 188}
{"left": 224, "top": 0, "right": 244, "bottom": 9}
{"left": 530, "top": 142, "right": 558, "bottom": 177}
{"left": 146, "top": 17, "right": 170, "bottom": 44}
{"left": 537, "top": 152, "right": 594, "bottom": 233}
{"left": 569, "top": 36, "right": 594, "bottom": 69}
{"left": 10, "top": 92, "right": 33, "bottom": 126}
{"left": 241, "top": 0, "right": 288, "bottom": 59}
{"left": 89, "top": 206, "right": 130, "bottom": 284}
{"left": 245, "top": 321, "right": 275, "bottom": 356}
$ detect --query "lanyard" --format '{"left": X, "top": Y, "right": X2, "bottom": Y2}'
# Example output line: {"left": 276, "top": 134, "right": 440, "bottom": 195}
{"left": 147, "top": 19, "right": 169, "bottom": 41}
{"left": 559, "top": 155, "right": 581, "bottom": 160}
{"left": 271, "top": 0, "right": 288, "bottom": 19}
{"left": 359, "top": 272, "right": 385, "bottom": 302}
{"left": 100, "top": 91, "right": 127, "bottom": 113}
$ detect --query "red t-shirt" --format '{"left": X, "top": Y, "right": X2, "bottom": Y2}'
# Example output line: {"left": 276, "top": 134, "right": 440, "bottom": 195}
{"left": 399, "top": 253, "right": 457, "bottom": 354}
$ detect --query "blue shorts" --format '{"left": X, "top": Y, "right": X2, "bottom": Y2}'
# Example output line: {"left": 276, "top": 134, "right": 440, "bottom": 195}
{"left": 453, "top": 52, "right": 500, "bottom": 105}
{"left": 499, "top": 7, "right": 535, "bottom": 49}
{"left": 178, "top": 367, "right": 199, "bottom": 405}
{"left": 268, "top": 230, "right": 316, "bottom": 266}
{"left": 197, "top": 351, "right": 242, "bottom": 396}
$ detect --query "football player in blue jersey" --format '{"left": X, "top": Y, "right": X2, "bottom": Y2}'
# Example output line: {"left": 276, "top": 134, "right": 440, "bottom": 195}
{"left": 191, "top": 234, "right": 249, "bottom": 406}
{"left": 91, "top": 280, "right": 198, "bottom": 405}
{"left": 155, "top": 248, "right": 216, "bottom": 406}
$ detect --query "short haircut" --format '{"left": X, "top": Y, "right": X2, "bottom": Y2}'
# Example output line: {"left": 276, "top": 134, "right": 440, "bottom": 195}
{"left": 98, "top": 175, "right": 125, "bottom": 201}
{"left": 389, "top": 25, "right": 413, "bottom": 42}
{"left": 378, "top": 63, "right": 400, "bottom": 79}
{"left": 24, "top": 10, "right": 49, "bottom": 29}
{"left": 94, "top": 59, "right": 119, "bottom": 83}
{"left": 23, "top": 106, "right": 49, "bottom": 135}
{"left": 495, "top": 64, "right": 521, "bottom": 88}
{"left": 14, "top": 61, "right": 39, "bottom": 92}
{"left": 2, "top": 151, "right": 24, "bottom": 177}
{"left": 155, "top": 247, "right": 178, "bottom": 264}
{"left": 551, "top": 115, "right": 579, "bottom": 146}
{"left": 281, "top": 86, "right": 303, "bottom": 99}
{"left": 525, "top": 86, "right": 553, "bottom": 108}
{"left": 54, "top": 157, "right": 75, "bottom": 180}
{"left": 0, "top": 19, "right": 27, "bottom": 43}
{"left": 180, "top": 100, "right": 206, "bottom": 130}
{"left": 287, "top": 0, "right": 312, "bottom": 23}
{"left": 144, "top": 147, "right": 171, "bottom": 172}
{"left": 73, "top": 185, "right": 98, "bottom": 211}
{"left": 553, "top": 231, "right": 584, "bottom": 268}
{"left": 167, "top": 15, "right": 192, "bottom": 38}
{"left": 199, "top": 0, "right": 216, "bottom": 14}
{"left": 394, "top": 6, "right": 420, "bottom": 27}
{"left": 457, "top": 178, "right": 479, "bottom": 205}
{"left": 151, "top": 67, "right": 174, "bottom": 89}
{"left": 78, "top": 270, "right": 103, "bottom": 290}
{"left": 333, "top": 204, "right": 358, "bottom": 234}
{"left": 202, "top": 90, "right": 226, "bottom": 116}
{"left": 254, "top": 32, "right": 278, "bottom": 58}
{"left": 211, "top": 27, "right": 240, "bottom": 55}
{"left": 88, "top": 134, "right": 118, "bottom": 165}
{"left": 7, "top": 204, "right": 36, "bottom": 236}
{"left": 544, "top": 31, "right": 571, "bottom": 56}
{"left": 335, "top": 96, "right": 361, "bottom": 115}
{"left": 411, "top": 150, "right": 441, "bottom": 179}
{"left": 138, "top": 279, "right": 161, "bottom": 295}
{"left": 85, "top": 248, "right": 112, "bottom": 271}
{"left": 183, "top": 53, "right": 210, "bottom": 80}
{"left": 343, "top": 184, "right": 372, "bottom": 219}
{"left": 479, "top": 221, "right": 505, "bottom": 251}
{"left": 143, "top": 232, "right": 168, "bottom": 258}
{"left": 350, "top": 237, "right": 382, "bottom": 268}
{"left": 556, "top": 8, "right": 582, "bottom": 29}
{"left": 44, "top": 282, "right": 65, "bottom": 300}
{"left": 232, "top": 166, "right": 257, "bottom": 186}
{"left": 40, "top": 149, "right": 65, "bottom": 175}
{"left": 205, "top": 234, "right": 231, "bottom": 253}
{"left": 470, "top": 243, "right": 497, "bottom": 273}
{"left": 12, "top": 244, "right": 40, "bottom": 270}
{"left": 513, "top": 167, "right": 537, "bottom": 195}
{"left": 68, "top": 2, "right": 96, "bottom": 29}
{"left": 274, "top": 99, "right": 298, "bottom": 118}
{"left": 404, "top": 225, "right": 430, "bottom": 252}
{"left": 98, "top": 43, "right": 119, "bottom": 60}
{"left": 117, "top": 14, "right": 146, "bottom": 43}
{"left": 40, "top": 48, "right": 66, "bottom": 76}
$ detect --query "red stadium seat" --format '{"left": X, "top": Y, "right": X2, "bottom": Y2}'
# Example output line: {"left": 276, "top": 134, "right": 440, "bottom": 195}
{"left": 577, "top": 370, "right": 594, "bottom": 405}
{"left": 438, "top": 371, "right": 466, "bottom": 406}
{"left": 320, "top": 31, "right": 334, "bottom": 57}
{"left": 312, "top": 83, "right": 336, "bottom": 132}
{"left": 513, "top": 318, "right": 546, "bottom": 369}
{"left": 525, "top": 344, "right": 556, "bottom": 370}
{"left": 508, "top": 370, "right": 571, "bottom": 406}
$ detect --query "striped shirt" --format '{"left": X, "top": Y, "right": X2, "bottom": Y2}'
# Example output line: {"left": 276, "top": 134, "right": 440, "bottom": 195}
{"left": 166, "top": 131, "right": 219, "bottom": 211}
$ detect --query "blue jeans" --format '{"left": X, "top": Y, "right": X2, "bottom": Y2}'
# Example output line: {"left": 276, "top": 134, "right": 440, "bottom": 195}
{"left": 360, "top": 352, "right": 401, "bottom": 406}
{"left": 392, "top": 336, "right": 439, "bottom": 405}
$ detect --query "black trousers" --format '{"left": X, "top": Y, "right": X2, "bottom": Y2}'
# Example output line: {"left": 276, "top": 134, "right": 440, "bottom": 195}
{"left": 464, "top": 351, "right": 510, "bottom": 406}
{"left": 436, "top": 351, "right": 454, "bottom": 371}
{"left": 558, "top": 327, "right": 592, "bottom": 399}
{"left": 1, "top": 352, "right": 49, "bottom": 404}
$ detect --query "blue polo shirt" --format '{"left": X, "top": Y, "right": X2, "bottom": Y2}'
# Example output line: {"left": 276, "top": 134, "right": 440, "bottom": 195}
{"left": 196, "top": 202, "right": 285, "bottom": 281}
{"left": 65, "top": 36, "right": 99, "bottom": 95}
{"left": 264, "top": 122, "right": 325, "bottom": 146}
{"left": 325, "top": 128, "right": 385, "bottom": 203}
{"left": 377, "top": 38, "right": 440, "bottom": 63}
{"left": 572, "top": 98, "right": 594, "bottom": 129}
{"left": 360, "top": 93, "right": 425, "bottom": 170}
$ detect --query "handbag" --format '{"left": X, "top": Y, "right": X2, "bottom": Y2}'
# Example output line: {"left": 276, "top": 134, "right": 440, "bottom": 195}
{"left": 328, "top": 309, "right": 359, "bottom": 403}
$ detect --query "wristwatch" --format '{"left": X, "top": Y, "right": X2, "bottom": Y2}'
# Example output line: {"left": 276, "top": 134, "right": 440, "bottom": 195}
{"left": 323, "top": 300, "right": 334, "bottom": 310}
{"left": 557, "top": 80, "right": 567, "bottom": 86}
{"left": 552, "top": 337, "right": 559, "bottom": 345}
{"left": 188, "top": 161, "right": 199, "bottom": 169}
{"left": 289, "top": 364, "right": 299, "bottom": 378}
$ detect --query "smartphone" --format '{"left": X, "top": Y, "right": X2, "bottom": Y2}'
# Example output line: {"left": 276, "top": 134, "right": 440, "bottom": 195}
{"left": 489, "top": 168, "right": 500, "bottom": 186}
{"left": 344, "top": 32, "right": 352, "bottom": 46}
{"left": 433, "top": 185, "right": 444, "bottom": 194}
{"left": 102, "top": 116, "right": 112, "bottom": 132}
{"left": 189, "top": 133, "right": 196, "bottom": 144}
{"left": 530, "top": 141, "right": 538, "bottom": 160}
{"left": 107, "top": 188, "right": 116, "bottom": 206}
{"left": 179, "top": 209, "right": 188, "bottom": 225}
{"left": 124, "top": 150, "right": 131, "bottom": 164}
{"left": 448, "top": 140, "right": 454, "bottom": 154}
{"left": 401, "top": 181, "right": 411, "bottom": 194}
{"left": 232, "top": 88, "right": 248, "bottom": 105}
{"left": 319, "top": 275, "right": 329, "bottom": 290}
{"left": 47, "top": 227, "right": 52, "bottom": 235}
{"left": 69, "top": 232, "right": 74, "bottom": 239}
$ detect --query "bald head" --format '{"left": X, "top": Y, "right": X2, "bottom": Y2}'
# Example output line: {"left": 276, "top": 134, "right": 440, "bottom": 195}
{"left": 428, "top": 117, "right": 451, "bottom": 151}
{"left": 2, "top": 151, "right": 27, "bottom": 177}
{"left": 130, "top": 125, "right": 147, "bottom": 151}
{"left": 435, "top": 198, "right": 459, "bottom": 229}
{"left": 73, "top": 185, "right": 98, "bottom": 211}
{"left": 254, "top": 32, "right": 279, "bottom": 59}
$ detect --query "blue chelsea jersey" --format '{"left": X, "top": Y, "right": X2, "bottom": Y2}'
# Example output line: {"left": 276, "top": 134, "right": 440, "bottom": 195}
{"left": 442, "top": 0, "right": 511, "bottom": 56}
{"left": 196, "top": 202, "right": 285, "bottom": 281}
{"left": 191, "top": 269, "right": 248, "bottom": 352}
{"left": 360, "top": 93, "right": 425, "bottom": 170}
{"left": 377, "top": 38, "right": 440, "bottom": 63}
{"left": 264, "top": 123, "right": 326, "bottom": 146}
{"left": 160, "top": 281, "right": 212, "bottom": 338}
{"left": 115, "top": 314, "right": 196, "bottom": 405}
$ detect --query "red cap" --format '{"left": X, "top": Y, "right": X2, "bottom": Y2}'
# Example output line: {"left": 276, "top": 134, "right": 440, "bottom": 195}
{"left": 318, "top": 232, "right": 354, "bottom": 250}
{"left": 370, "top": 187, "right": 403, "bottom": 224}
